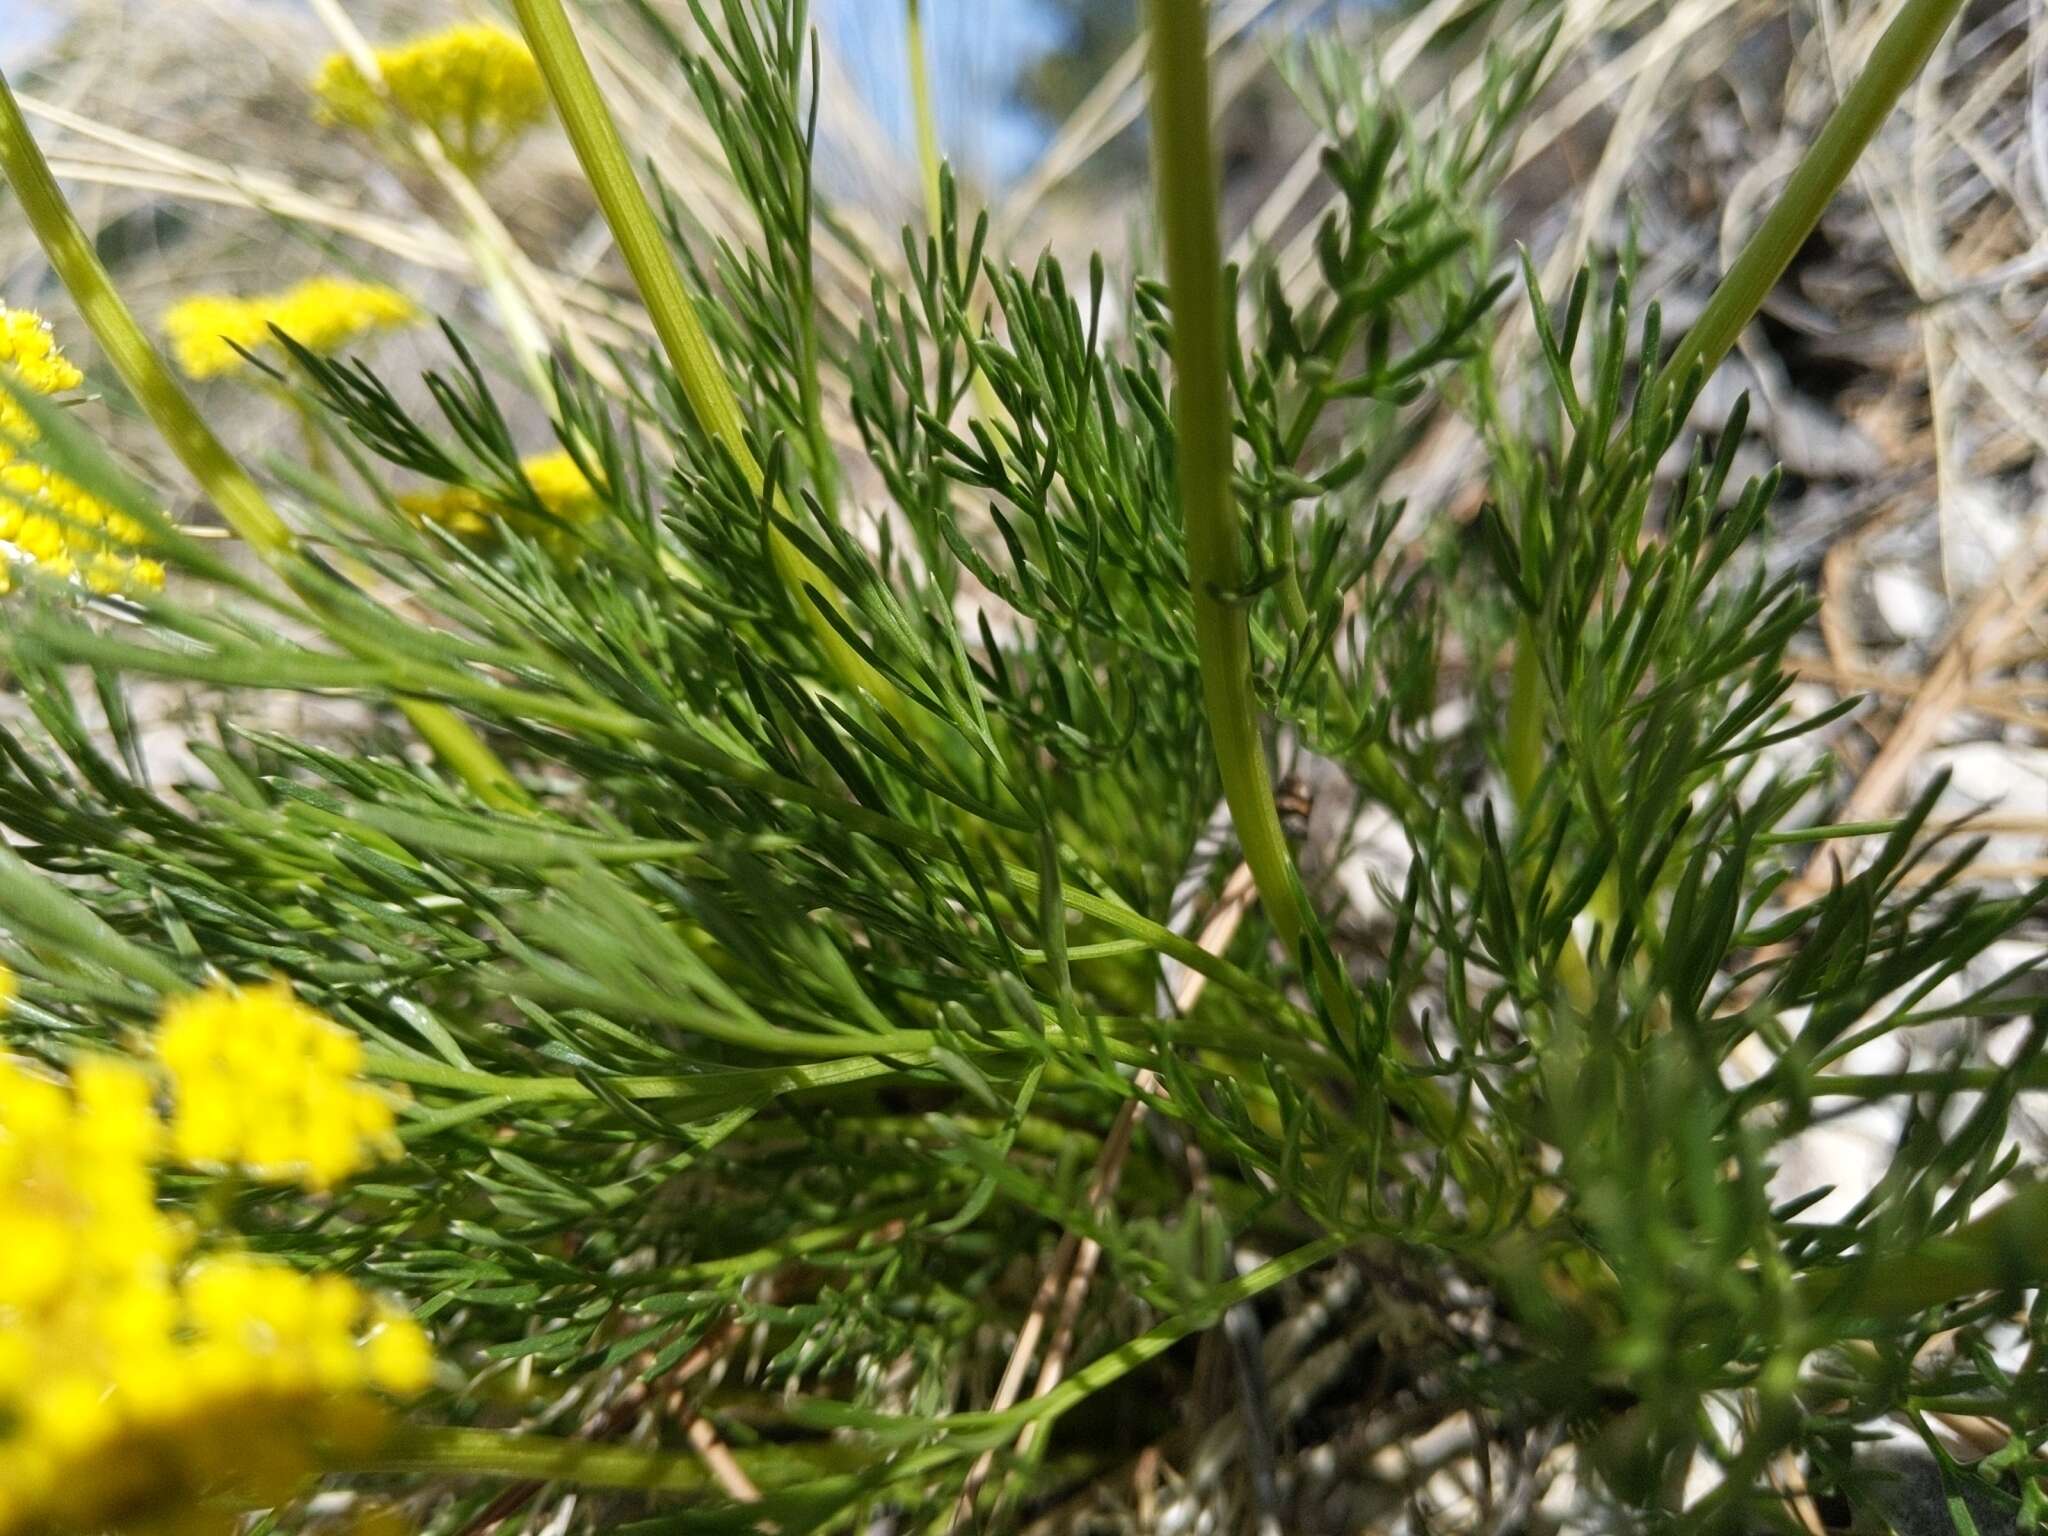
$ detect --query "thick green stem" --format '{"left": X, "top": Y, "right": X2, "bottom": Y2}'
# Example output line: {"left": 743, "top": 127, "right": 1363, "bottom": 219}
{"left": 508, "top": 0, "right": 908, "bottom": 724}
{"left": 1144, "top": 0, "right": 1344, "bottom": 1018}
{"left": 0, "top": 69, "right": 522, "bottom": 812}
{"left": 1806, "top": 1181, "right": 2048, "bottom": 1322}
{"left": 1659, "top": 0, "right": 1970, "bottom": 388}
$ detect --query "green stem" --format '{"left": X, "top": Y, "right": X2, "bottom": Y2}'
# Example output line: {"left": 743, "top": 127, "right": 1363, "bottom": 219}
{"left": 1503, "top": 622, "right": 1595, "bottom": 1007}
{"left": 1269, "top": 513, "right": 1314, "bottom": 634}
{"left": 337, "top": 1423, "right": 937, "bottom": 1517}
{"left": 461, "top": 216, "right": 564, "bottom": 414}
{"left": 1805, "top": 1181, "right": 2048, "bottom": 1322}
{"left": 1143, "top": 0, "right": 1343, "bottom": 1019}
{"left": 1658, "top": 0, "right": 1969, "bottom": 388}
{"left": 796, "top": 281, "right": 841, "bottom": 519}
{"left": 399, "top": 697, "right": 523, "bottom": 806}
{"left": 373, "top": 1010, "right": 1333, "bottom": 1115}
{"left": 1504, "top": 620, "right": 1545, "bottom": 810}
{"left": 658, "top": 1194, "right": 942, "bottom": 1283}
{"left": 338, "top": 1425, "right": 775, "bottom": 1492}
{"left": 277, "top": 391, "right": 333, "bottom": 480}
{"left": 369, "top": 1049, "right": 918, "bottom": 1102}
{"left": 1266, "top": 308, "right": 1373, "bottom": 640}
{"left": 0, "top": 68, "right": 523, "bottom": 813}
{"left": 507, "top": 0, "right": 908, "bottom": 725}
{"left": 1789, "top": 1064, "right": 2048, "bottom": 1099}
{"left": 877, "top": 1234, "right": 1346, "bottom": 1438}
{"left": 904, "top": 0, "right": 945, "bottom": 248}
{"left": 904, "top": 0, "right": 1009, "bottom": 432}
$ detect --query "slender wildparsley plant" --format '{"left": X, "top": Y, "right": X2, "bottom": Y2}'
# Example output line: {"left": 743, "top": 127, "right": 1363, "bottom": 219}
{"left": 0, "top": 0, "right": 2040, "bottom": 1528}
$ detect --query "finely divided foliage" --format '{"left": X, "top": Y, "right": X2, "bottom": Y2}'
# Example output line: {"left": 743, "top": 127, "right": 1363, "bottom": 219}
{"left": 0, "top": 0, "right": 2043, "bottom": 1530}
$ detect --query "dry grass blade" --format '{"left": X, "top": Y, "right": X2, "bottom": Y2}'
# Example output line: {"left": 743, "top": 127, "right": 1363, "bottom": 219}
{"left": 1791, "top": 552, "right": 2048, "bottom": 899}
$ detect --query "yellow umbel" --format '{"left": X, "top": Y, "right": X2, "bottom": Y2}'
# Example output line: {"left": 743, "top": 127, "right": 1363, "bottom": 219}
{"left": 314, "top": 24, "right": 549, "bottom": 178}
{"left": 0, "top": 1049, "right": 430, "bottom": 1536}
{"left": 163, "top": 277, "right": 418, "bottom": 381}
{"left": 155, "top": 978, "right": 403, "bottom": 1192}
{"left": 0, "top": 307, "right": 163, "bottom": 593}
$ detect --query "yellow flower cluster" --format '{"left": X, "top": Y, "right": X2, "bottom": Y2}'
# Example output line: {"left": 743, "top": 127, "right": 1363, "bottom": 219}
{"left": 313, "top": 25, "right": 550, "bottom": 178}
{"left": 0, "top": 308, "right": 82, "bottom": 445}
{"left": 157, "top": 979, "right": 401, "bottom": 1192}
{"left": 0, "top": 308, "right": 163, "bottom": 595}
{"left": 162, "top": 277, "right": 418, "bottom": 381}
{"left": 401, "top": 450, "right": 604, "bottom": 552}
{"left": 0, "top": 1042, "right": 430, "bottom": 1536}
{"left": 0, "top": 462, "right": 161, "bottom": 595}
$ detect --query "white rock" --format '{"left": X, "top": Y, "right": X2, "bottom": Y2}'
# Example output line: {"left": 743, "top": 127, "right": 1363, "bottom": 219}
{"left": 1927, "top": 742, "right": 2048, "bottom": 812}
{"left": 1869, "top": 562, "right": 1945, "bottom": 644}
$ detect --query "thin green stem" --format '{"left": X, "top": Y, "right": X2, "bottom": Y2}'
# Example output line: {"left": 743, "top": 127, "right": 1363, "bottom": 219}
{"left": 904, "top": 0, "right": 944, "bottom": 249}
{"left": 904, "top": 0, "right": 1008, "bottom": 431}
{"left": 659, "top": 1194, "right": 942, "bottom": 1283}
{"left": 339, "top": 1425, "right": 809, "bottom": 1493}
{"left": 369, "top": 1050, "right": 918, "bottom": 1102}
{"left": 461, "top": 217, "right": 564, "bottom": 412}
{"left": 796, "top": 282, "right": 841, "bottom": 518}
{"left": 507, "top": 0, "right": 908, "bottom": 725}
{"left": 1266, "top": 309, "right": 1372, "bottom": 640}
{"left": 275, "top": 391, "right": 333, "bottom": 480}
{"left": 1658, "top": 0, "right": 1969, "bottom": 387}
{"left": 371, "top": 1008, "right": 1333, "bottom": 1112}
{"left": 338, "top": 1424, "right": 944, "bottom": 1520}
{"left": 865, "top": 1234, "right": 1346, "bottom": 1439}
{"left": 0, "top": 68, "right": 523, "bottom": 813}
{"left": 356, "top": 1242, "right": 1332, "bottom": 1521}
{"left": 1269, "top": 505, "right": 1314, "bottom": 634}
{"left": 306, "top": 0, "right": 565, "bottom": 406}
{"left": 1143, "top": 0, "right": 1344, "bottom": 1020}
{"left": 1754, "top": 1058, "right": 2048, "bottom": 1103}
{"left": 1503, "top": 620, "right": 1545, "bottom": 811}
{"left": 1503, "top": 622, "right": 1595, "bottom": 1008}
{"left": 373, "top": 1047, "right": 930, "bottom": 1115}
